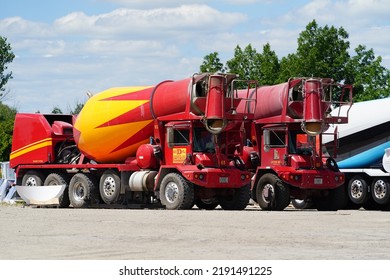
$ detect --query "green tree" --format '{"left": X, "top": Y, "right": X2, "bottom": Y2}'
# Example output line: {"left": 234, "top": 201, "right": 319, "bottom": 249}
{"left": 279, "top": 20, "right": 350, "bottom": 83}
{"left": 51, "top": 106, "right": 63, "bottom": 114}
{"left": 279, "top": 53, "right": 299, "bottom": 82}
{"left": 257, "top": 43, "right": 280, "bottom": 85}
{"left": 345, "top": 45, "right": 390, "bottom": 101}
{"left": 0, "top": 103, "right": 16, "bottom": 162}
{"left": 200, "top": 52, "right": 225, "bottom": 73}
{"left": 225, "top": 43, "right": 281, "bottom": 86}
{"left": 69, "top": 102, "right": 84, "bottom": 115}
{"left": 226, "top": 44, "right": 261, "bottom": 82}
{"left": 200, "top": 20, "right": 390, "bottom": 102}
{"left": 0, "top": 36, "right": 15, "bottom": 101}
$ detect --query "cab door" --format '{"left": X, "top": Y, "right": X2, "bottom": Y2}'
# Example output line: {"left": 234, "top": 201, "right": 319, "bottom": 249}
{"left": 165, "top": 122, "right": 191, "bottom": 165}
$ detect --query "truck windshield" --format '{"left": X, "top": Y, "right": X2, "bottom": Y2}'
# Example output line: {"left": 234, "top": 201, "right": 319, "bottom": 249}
{"left": 193, "top": 127, "right": 215, "bottom": 153}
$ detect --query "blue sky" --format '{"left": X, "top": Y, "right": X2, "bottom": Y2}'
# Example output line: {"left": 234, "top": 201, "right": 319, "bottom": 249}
{"left": 1, "top": 0, "right": 389, "bottom": 113}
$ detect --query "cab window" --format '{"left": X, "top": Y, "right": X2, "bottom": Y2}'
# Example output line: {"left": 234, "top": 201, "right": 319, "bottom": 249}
{"left": 173, "top": 129, "right": 190, "bottom": 146}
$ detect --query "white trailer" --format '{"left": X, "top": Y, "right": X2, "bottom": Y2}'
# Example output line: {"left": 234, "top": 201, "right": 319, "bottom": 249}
{"left": 323, "top": 98, "right": 390, "bottom": 210}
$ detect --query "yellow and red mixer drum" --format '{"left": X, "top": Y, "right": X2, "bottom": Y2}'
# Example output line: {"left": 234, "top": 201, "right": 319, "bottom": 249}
{"left": 73, "top": 78, "right": 191, "bottom": 163}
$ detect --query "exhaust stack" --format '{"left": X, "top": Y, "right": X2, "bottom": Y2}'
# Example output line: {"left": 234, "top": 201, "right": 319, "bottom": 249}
{"left": 301, "top": 79, "right": 326, "bottom": 136}
{"left": 204, "top": 74, "right": 227, "bottom": 134}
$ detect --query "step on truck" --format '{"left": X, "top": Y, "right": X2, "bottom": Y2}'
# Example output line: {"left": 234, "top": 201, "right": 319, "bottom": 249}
{"left": 10, "top": 73, "right": 257, "bottom": 210}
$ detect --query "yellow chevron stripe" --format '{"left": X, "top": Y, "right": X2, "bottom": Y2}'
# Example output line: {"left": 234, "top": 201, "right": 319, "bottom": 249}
{"left": 10, "top": 138, "right": 52, "bottom": 160}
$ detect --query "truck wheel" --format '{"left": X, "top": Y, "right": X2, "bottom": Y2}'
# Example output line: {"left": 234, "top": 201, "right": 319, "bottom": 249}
{"left": 195, "top": 198, "right": 219, "bottom": 210}
{"left": 160, "top": 173, "right": 194, "bottom": 210}
{"left": 219, "top": 184, "right": 250, "bottom": 210}
{"left": 44, "top": 173, "right": 70, "bottom": 208}
{"left": 371, "top": 178, "right": 390, "bottom": 205}
{"left": 348, "top": 176, "right": 369, "bottom": 205}
{"left": 256, "top": 174, "right": 290, "bottom": 211}
{"left": 99, "top": 170, "right": 120, "bottom": 205}
{"left": 315, "top": 186, "right": 348, "bottom": 211}
{"left": 22, "top": 170, "right": 44, "bottom": 186}
{"left": 362, "top": 198, "right": 382, "bottom": 210}
{"left": 69, "top": 173, "right": 98, "bottom": 208}
{"left": 291, "top": 199, "right": 313, "bottom": 209}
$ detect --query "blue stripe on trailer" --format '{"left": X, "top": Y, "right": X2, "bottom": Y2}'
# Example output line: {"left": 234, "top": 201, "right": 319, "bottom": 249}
{"left": 338, "top": 141, "right": 390, "bottom": 169}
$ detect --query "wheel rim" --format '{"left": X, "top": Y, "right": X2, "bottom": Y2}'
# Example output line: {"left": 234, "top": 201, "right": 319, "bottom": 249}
{"left": 25, "top": 177, "right": 38, "bottom": 186}
{"left": 373, "top": 180, "right": 387, "bottom": 199}
{"left": 350, "top": 180, "right": 364, "bottom": 199}
{"left": 73, "top": 182, "right": 85, "bottom": 201}
{"left": 103, "top": 177, "right": 116, "bottom": 197}
{"left": 47, "top": 180, "right": 57, "bottom": 186}
{"left": 262, "top": 183, "right": 274, "bottom": 203}
{"left": 165, "top": 181, "right": 179, "bottom": 204}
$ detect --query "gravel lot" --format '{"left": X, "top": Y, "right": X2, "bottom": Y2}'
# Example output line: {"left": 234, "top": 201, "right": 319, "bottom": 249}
{"left": 0, "top": 204, "right": 389, "bottom": 260}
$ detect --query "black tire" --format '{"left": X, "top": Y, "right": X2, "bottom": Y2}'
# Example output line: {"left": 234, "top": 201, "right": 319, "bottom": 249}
{"left": 99, "top": 170, "right": 121, "bottom": 205}
{"left": 195, "top": 198, "right": 219, "bottom": 210}
{"left": 69, "top": 173, "right": 98, "bottom": 208}
{"left": 256, "top": 174, "right": 290, "bottom": 211}
{"left": 219, "top": 184, "right": 250, "bottom": 210}
{"left": 362, "top": 198, "right": 382, "bottom": 211}
{"left": 371, "top": 178, "right": 390, "bottom": 205}
{"left": 347, "top": 176, "right": 369, "bottom": 205}
{"left": 160, "top": 173, "right": 194, "bottom": 210}
{"left": 44, "top": 172, "right": 70, "bottom": 208}
{"left": 22, "top": 170, "right": 44, "bottom": 186}
{"left": 315, "top": 186, "right": 348, "bottom": 211}
{"left": 291, "top": 199, "right": 313, "bottom": 209}
{"left": 345, "top": 200, "right": 362, "bottom": 210}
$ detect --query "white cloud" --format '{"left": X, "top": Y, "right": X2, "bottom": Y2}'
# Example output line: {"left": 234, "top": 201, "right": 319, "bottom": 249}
{"left": 1, "top": 4, "right": 249, "bottom": 113}
{"left": 53, "top": 5, "right": 246, "bottom": 39}
{"left": 346, "top": 0, "right": 390, "bottom": 21}
{"left": 261, "top": 0, "right": 390, "bottom": 29}
{"left": 257, "top": 0, "right": 390, "bottom": 65}
{"left": 99, "top": 0, "right": 274, "bottom": 7}
{"left": 98, "top": 0, "right": 209, "bottom": 8}
{"left": 2, "top": 1, "right": 389, "bottom": 113}
{"left": 0, "top": 17, "right": 53, "bottom": 38}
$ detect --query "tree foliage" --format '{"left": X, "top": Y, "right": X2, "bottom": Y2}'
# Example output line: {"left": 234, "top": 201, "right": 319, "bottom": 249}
{"left": 226, "top": 44, "right": 261, "bottom": 82}
{"left": 291, "top": 20, "right": 350, "bottom": 82}
{"left": 345, "top": 45, "right": 390, "bottom": 101}
{"left": 0, "top": 103, "right": 16, "bottom": 162}
{"left": 257, "top": 43, "right": 280, "bottom": 85}
{"left": 200, "top": 52, "right": 225, "bottom": 73}
{"left": 0, "top": 36, "right": 15, "bottom": 101}
{"left": 51, "top": 106, "right": 63, "bottom": 114}
{"left": 69, "top": 102, "right": 84, "bottom": 115}
{"left": 199, "top": 19, "right": 389, "bottom": 102}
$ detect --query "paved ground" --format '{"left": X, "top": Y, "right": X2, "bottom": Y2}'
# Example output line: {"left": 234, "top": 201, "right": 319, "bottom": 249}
{"left": 0, "top": 204, "right": 389, "bottom": 260}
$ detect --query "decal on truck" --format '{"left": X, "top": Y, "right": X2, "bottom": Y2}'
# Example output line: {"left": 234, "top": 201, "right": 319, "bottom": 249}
{"left": 173, "top": 148, "right": 187, "bottom": 163}
{"left": 10, "top": 138, "right": 52, "bottom": 160}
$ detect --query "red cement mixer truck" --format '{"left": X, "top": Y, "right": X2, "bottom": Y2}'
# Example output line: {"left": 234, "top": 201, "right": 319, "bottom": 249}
{"left": 10, "top": 73, "right": 257, "bottom": 210}
{"left": 236, "top": 78, "right": 353, "bottom": 211}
